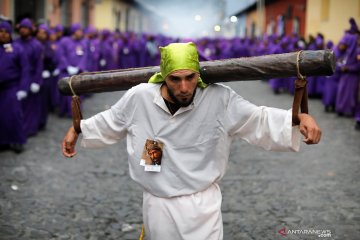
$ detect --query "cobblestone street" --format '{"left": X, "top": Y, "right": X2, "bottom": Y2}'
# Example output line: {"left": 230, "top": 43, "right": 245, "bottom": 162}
{"left": 1, "top": 80, "right": 359, "bottom": 240}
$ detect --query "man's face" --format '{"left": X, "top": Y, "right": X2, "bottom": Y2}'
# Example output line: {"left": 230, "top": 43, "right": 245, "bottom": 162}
{"left": 49, "top": 33, "right": 57, "bottom": 42}
{"left": 36, "top": 29, "right": 48, "bottom": 42}
{"left": 19, "top": 27, "right": 31, "bottom": 38}
{"left": 148, "top": 148, "right": 162, "bottom": 165}
{"left": 73, "top": 29, "right": 83, "bottom": 40}
{"left": 0, "top": 29, "right": 11, "bottom": 43}
{"left": 149, "top": 149, "right": 161, "bottom": 160}
{"left": 338, "top": 43, "right": 347, "bottom": 51}
{"left": 164, "top": 69, "right": 199, "bottom": 107}
{"left": 56, "top": 31, "right": 63, "bottom": 40}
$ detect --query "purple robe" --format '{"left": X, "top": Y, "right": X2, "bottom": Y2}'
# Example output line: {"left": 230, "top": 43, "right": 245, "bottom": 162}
{"left": 58, "top": 36, "right": 88, "bottom": 117}
{"left": 48, "top": 40, "right": 65, "bottom": 110}
{"left": 118, "top": 38, "right": 138, "bottom": 69}
{"left": 14, "top": 36, "right": 44, "bottom": 137}
{"left": 355, "top": 46, "right": 360, "bottom": 122}
{"left": 136, "top": 35, "right": 146, "bottom": 67}
{"left": 60, "top": 36, "right": 88, "bottom": 71}
{"left": 335, "top": 33, "right": 360, "bottom": 115}
{"left": 99, "top": 30, "right": 118, "bottom": 70}
{"left": 306, "top": 35, "right": 325, "bottom": 97}
{"left": 287, "top": 41, "right": 306, "bottom": 95}
{"left": 143, "top": 36, "right": 159, "bottom": 67}
{"left": 268, "top": 42, "right": 287, "bottom": 93}
{"left": 195, "top": 38, "right": 214, "bottom": 61}
{"left": 217, "top": 40, "right": 234, "bottom": 59}
{"left": 84, "top": 26, "right": 100, "bottom": 72}
{"left": 86, "top": 37, "right": 101, "bottom": 72}
{"left": 231, "top": 38, "right": 250, "bottom": 58}
{"left": 0, "top": 42, "right": 29, "bottom": 145}
{"left": 322, "top": 44, "right": 347, "bottom": 108}
{"left": 39, "top": 38, "right": 64, "bottom": 126}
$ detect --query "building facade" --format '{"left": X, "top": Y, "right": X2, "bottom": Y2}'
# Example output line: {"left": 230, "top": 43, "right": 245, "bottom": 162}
{"left": 0, "top": 0, "right": 95, "bottom": 27}
{"left": 0, "top": 0, "right": 159, "bottom": 33}
{"left": 264, "top": 0, "right": 306, "bottom": 37}
{"left": 305, "top": 0, "right": 360, "bottom": 43}
{"left": 228, "top": 0, "right": 359, "bottom": 43}
{"left": 93, "top": 0, "right": 160, "bottom": 32}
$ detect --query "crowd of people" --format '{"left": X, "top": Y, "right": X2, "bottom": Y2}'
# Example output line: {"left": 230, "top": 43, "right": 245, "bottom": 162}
{"left": 0, "top": 17, "right": 359, "bottom": 153}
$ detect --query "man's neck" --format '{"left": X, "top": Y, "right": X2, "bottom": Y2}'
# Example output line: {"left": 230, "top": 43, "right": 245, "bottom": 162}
{"left": 160, "top": 83, "right": 172, "bottom": 103}
{"left": 163, "top": 97, "right": 181, "bottom": 115}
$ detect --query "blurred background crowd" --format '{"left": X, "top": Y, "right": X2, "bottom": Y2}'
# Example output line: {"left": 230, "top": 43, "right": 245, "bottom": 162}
{"left": 1, "top": 0, "right": 360, "bottom": 153}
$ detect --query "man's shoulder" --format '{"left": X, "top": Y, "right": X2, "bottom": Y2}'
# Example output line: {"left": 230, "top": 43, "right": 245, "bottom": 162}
{"left": 130, "top": 83, "right": 159, "bottom": 93}
{"left": 204, "top": 83, "right": 234, "bottom": 94}
{"left": 123, "top": 83, "right": 159, "bottom": 100}
{"left": 112, "top": 83, "right": 158, "bottom": 110}
{"left": 200, "top": 83, "right": 242, "bottom": 104}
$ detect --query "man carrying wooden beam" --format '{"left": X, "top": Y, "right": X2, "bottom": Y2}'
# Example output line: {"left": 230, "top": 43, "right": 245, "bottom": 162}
{"left": 62, "top": 42, "right": 321, "bottom": 240}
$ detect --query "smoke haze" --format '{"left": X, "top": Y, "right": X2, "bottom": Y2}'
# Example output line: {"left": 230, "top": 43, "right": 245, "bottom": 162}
{"left": 135, "top": 0, "right": 224, "bottom": 38}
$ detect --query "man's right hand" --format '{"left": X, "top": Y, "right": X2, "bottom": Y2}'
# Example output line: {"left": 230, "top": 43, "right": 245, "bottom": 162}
{"left": 62, "top": 126, "right": 79, "bottom": 158}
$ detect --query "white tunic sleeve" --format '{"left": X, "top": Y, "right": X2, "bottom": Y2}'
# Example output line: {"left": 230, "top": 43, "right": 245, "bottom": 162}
{"left": 225, "top": 88, "right": 301, "bottom": 152}
{"left": 80, "top": 88, "right": 135, "bottom": 148}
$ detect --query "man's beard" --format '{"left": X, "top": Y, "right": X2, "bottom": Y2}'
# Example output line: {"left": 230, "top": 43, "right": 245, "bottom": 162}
{"left": 166, "top": 84, "right": 196, "bottom": 107}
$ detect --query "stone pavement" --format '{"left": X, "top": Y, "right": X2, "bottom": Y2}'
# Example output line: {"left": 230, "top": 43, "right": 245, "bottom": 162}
{"left": 0, "top": 81, "right": 359, "bottom": 240}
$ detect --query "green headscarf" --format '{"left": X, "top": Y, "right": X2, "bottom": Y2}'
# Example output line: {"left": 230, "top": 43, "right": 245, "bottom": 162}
{"left": 148, "top": 42, "right": 207, "bottom": 88}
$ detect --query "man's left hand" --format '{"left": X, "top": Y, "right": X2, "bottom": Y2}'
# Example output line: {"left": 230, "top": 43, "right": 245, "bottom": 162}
{"left": 298, "top": 113, "right": 322, "bottom": 144}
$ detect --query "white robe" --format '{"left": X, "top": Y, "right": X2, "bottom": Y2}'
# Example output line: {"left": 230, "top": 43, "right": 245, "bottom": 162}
{"left": 80, "top": 83, "right": 301, "bottom": 239}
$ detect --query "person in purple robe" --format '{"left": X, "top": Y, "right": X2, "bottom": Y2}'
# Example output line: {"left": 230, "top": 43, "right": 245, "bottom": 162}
{"left": 15, "top": 18, "right": 44, "bottom": 137}
{"left": 307, "top": 35, "right": 316, "bottom": 50}
{"left": 144, "top": 34, "right": 160, "bottom": 66}
{"left": 36, "top": 24, "right": 64, "bottom": 127}
{"left": 54, "top": 24, "right": 64, "bottom": 42}
{"left": 0, "top": 21, "right": 30, "bottom": 152}
{"left": 322, "top": 38, "right": 347, "bottom": 112}
{"left": 58, "top": 23, "right": 88, "bottom": 117}
{"left": 197, "top": 37, "right": 216, "bottom": 60}
{"left": 131, "top": 33, "right": 142, "bottom": 68}
{"left": 60, "top": 23, "right": 88, "bottom": 74}
{"left": 99, "top": 29, "right": 118, "bottom": 70}
{"left": 135, "top": 33, "right": 145, "bottom": 67}
{"left": 306, "top": 33, "right": 325, "bottom": 98}
{"left": 335, "top": 32, "right": 359, "bottom": 116}
{"left": 118, "top": 32, "right": 138, "bottom": 69}
{"left": 212, "top": 38, "right": 224, "bottom": 60}
{"left": 231, "top": 37, "right": 250, "bottom": 58}
{"left": 315, "top": 34, "right": 326, "bottom": 96}
{"left": 47, "top": 29, "right": 65, "bottom": 111}
{"left": 347, "top": 17, "right": 360, "bottom": 35}
{"left": 253, "top": 36, "right": 270, "bottom": 56}
{"left": 326, "top": 40, "right": 334, "bottom": 50}
{"left": 217, "top": 38, "right": 234, "bottom": 59}
{"left": 268, "top": 36, "right": 288, "bottom": 94}
{"left": 283, "top": 35, "right": 298, "bottom": 93}
{"left": 287, "top": 37, "right": 307, "bottom": 95}
{"left": 352, "top": 37, "right": 360, "bottom": 130}
{"left": 85, "top": 26, "right": 100, "bottom": 72}
{"left": 342, "top": 18, "right": 360, "bottom": 129}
